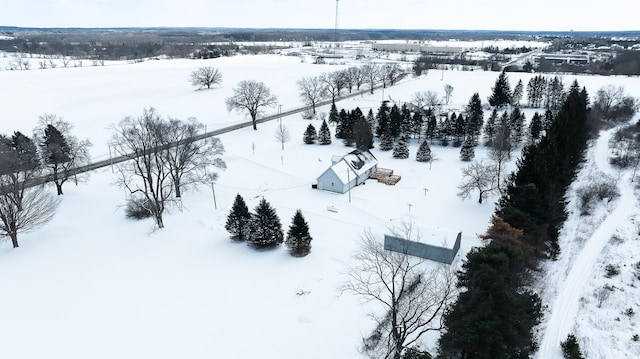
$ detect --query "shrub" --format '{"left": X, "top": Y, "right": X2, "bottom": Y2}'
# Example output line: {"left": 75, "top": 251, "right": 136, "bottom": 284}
{"left": 605, "top": 264, "right": 620, "bottom": 278}
{"left": 576, "top": 178, "right": 619, "bottom": 215}
{"left": 633, "top": 334, "right": 639, "bottom": 342}
{"left": 560, "top": 334, "right": 584, "bottom": 359}
{"left": 124, "top": 197, "right": 153, "bottom": 220}
{"left": 625, "top": 307, "right": 635, "bottom": 316}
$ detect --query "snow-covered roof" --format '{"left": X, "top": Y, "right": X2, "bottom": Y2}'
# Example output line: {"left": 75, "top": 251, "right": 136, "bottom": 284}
{"left": 341, "top": 149, "right": 377, "bottom": 176}
{"left": 325, "top": 149, "right": 378, "bottom": 184}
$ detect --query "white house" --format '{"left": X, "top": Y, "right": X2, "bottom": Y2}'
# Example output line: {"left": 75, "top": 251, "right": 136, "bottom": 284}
{"left": 316, "top": 149, "right": 378, "bottom": 194}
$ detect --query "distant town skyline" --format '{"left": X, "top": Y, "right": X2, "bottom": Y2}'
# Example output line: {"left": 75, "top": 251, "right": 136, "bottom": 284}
{"left": 3, "top": 0, "right": 637, "bottom": 32}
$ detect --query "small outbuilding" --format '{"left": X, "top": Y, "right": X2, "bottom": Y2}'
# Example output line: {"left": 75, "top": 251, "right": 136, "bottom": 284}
{"left": 316, "top": 149, "right": 378, "bottom": 194}
{"left": 384, "top": 225, "right": 462, "bottom": 265}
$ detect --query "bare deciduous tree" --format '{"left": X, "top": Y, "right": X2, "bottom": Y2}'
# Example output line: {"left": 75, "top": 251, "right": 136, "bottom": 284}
{"left": 34, "top": 114, "right": 92, "bottom": 195}
{"left": 444, "top": 84, "right": 454, "bottom": 105}
{"left": 190, "top": 66, "right": 223, "bottom": 90}
{"left": 412, "top": 90, "right": 442, "bottom": 114}
{"left": 273, "top": 121, "right": 291, "bottom": 150}
{"left": 362, "top": 63, "right": 381, "bottom": 94}
{"left": 297, "top": 75, "right": 326, "bottom": 115}
{"left": 457, "top": 159, "right": 498, "bottom": 204}
{"left": 489, "top": 116, "right": 512, "bottom": 191}
{"left": 158, "top": 117, "right": 226, "bottom": 198}
{"left": 110, "top": 108, "right": 225, "bottom": 228}
{"left": 225, "top": 80, "right": 278, "bottom": 130}
{"left": 322, "top": 71, "right": 347, "bottom": 105}
{"left": 341, "top": 225, "right": 457, "bottom": 359}
{"left": 381, "top": 63, "right": 404, "bottom": 87}
{"left": 0, "top": 133, "right": 60, "bottom": 248}
{"left": 0, "top": 185, "right": 60, "bottom": 248}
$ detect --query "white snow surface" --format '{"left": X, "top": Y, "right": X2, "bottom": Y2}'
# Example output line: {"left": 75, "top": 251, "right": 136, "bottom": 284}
{"left": 0, "top": 52, "right": 639, "bottom": 358}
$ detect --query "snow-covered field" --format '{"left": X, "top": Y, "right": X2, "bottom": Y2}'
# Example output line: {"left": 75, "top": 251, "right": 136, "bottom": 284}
{"left": 0, "top": 52, "right": 639, "bottom": 358}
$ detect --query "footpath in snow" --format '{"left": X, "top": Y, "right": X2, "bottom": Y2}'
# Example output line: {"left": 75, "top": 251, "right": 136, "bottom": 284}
{"left": 536, "top": 127, "right": 638, "bottom": 358}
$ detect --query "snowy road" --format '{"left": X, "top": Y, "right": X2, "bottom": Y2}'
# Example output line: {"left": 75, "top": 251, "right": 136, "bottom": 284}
{"left": 536, "top": 128, "right": 637, "bottom": 358}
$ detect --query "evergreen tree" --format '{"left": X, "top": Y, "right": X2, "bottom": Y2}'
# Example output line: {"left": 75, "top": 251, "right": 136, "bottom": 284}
{"left": 366, "top": 108, "right": 376, "bottom": 134}
{"left": 453, "top": 113, "right": 466, "bottom": 147}
{"left": 528, "top": 112, "right": 543, "bottom": 142}
{"left": 379, "top": 127, "right": 394, "bottom": 151}
{"left": 285, "top": 209, "right": 312, "bottom": 257}
{"left": 512, "top": 79, "right": 524, "bottom": 106}
{"left": 42, "top": 124, "right": 71, "bottom": 166}
{"left": 411, "top": 111, "right": 423, "bottom": 139}
{"left": 543, "top": 108, "right": 554, "bottom": 131}
{"left": 335, "top": 108, "right": 349, "bottom": 139}
{"left": 41, "top": 124, "right": 72, "bottom": 195}
{"left": 416, "top": 139, "right": 432, "bottom": 162}
{"left": 401, "top": 104, "right": 413, "bottom": 138}
{"left": 488, "top": 71, "right": 512, "bottom": 108}
{"left": 509, "top": 107, "right": 525, "bottom": 146}
{"left": 318, "top": 120, "right": 332, "bottom": 145}
{"left": 328, "top": 103, "right": 339, "bottom": 126}
{"left": 527, "top": 75, "right": 547, "bottom": 108}
{"left": 464, "top": 93, "right": 484, "bottom": 144}
{"left": 484, "top": 108, "right": 498, "bottom": 146}
{"left": 392, "top": 137, "right": 410, "bottom": 159}
{"left": 561, "top": 334, "right": 585, "bottom": 359}
{"left": 247, "top": 197, "right": 284, "bottom": 248}
{"left": 389, "top": 104, "right": 403, "bottom": 138}
{"left": 375, "top": 101, "right": 390, "bottom": 137}
{"left": 459, "top": 137, "right": 475, "bottom": 161}
{"left": 353, "top": 115, "right": 374, "bottom": 149}
{"left": 425, "top": 114, "right": 437, "bottom": 143}
{"left": 438, "top": 241, "right": 542, "bottom": 358}
{"left": 225, "top": 194, "right": 251, "bottom": 241}
{"left": 303, "top": 123, "right": 317, "bottom": 144}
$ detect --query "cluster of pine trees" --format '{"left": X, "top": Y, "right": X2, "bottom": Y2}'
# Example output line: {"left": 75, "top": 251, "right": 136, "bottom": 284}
{"left": 225, "top": 194, "right": 312, "bottom": 257}
{"left": 437, "top": 81, "right": 591, "bottom": 357}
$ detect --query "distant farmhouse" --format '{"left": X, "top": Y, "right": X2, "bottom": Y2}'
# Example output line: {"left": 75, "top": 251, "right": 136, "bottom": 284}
{"left": 316, "top": 149, "right": 378, "bottom": 194}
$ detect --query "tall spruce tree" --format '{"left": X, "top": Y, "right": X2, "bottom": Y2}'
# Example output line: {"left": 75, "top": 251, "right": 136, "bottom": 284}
{"left": 488, "top": 71, "right": 513, "bottom": 108}
{"left": 389, "top": 104, "right": 403, "bottom": 138}
{"left": 528, "top": 112, "right": 543, "bottom": 142}
{"left": 225, "top": 194, "right": 251, "bottom": 241}
{"left": 465, "top": 93, "right": 484, "bottom": 144}
{"left": 416, "top": 139, "right": 432, "bottom": 162}
{"left": 303, "top": 124, "right": 317, "bottom": 144}
{"left": 335, "top": 108, "right": 349, "bottom": 139}
{"left": 379, "top": 127, "right": 394, "bottom": 151}
{"left": 438, "top": 241, "right": 542, "bottom": 358}
{"left": 318, "top": 120, "right": 332, "bottom": 145}
{"left": 375, "top": 101, "right": 390, "bottom": 137}
{"left": 247, "top": 197, "right": 284, "bottom": 248}
{"left": 484, "top": 108, "right": 499, "bottom": 146}
{"left": 459, "top": 137, "right": 475, "bottom": 161}
{"left": 285, "top": 209, "right": 312, "bottom": 257}
{"left": 512, "top": 79, "right": 524, "bottom": 106}
{"left": 41, "top": 124, "right": 72, "bottom": 195}
{"left": 328, "top": 103, "right": 339, "bottom": 126}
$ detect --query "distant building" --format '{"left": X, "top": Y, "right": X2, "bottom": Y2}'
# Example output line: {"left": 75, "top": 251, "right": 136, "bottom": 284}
{"left": 371, "top": 43, "right": 466, "bottom": 54}
{"left": 384, "top": 225, "right": 462, "bottom": 265}
{"left": 316, "top": 149, "right": 378, "bottom": 194}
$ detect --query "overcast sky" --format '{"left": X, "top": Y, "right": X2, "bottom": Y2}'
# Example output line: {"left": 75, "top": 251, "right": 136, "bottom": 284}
{"left": 3, "top": 0, "right": 637, "bottom": 32}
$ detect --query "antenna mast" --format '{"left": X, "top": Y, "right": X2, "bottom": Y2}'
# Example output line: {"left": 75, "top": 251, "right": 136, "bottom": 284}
{"left": 334, "top": 0, "right": 340, "bottom": 52}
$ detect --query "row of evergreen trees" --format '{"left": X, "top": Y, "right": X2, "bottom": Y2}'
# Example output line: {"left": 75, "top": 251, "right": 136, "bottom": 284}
{"left": 437, "top": 81, "right": 591, "bottom": 357}
{"left": 225, "top": 194, "right": 312, "bottom": 257}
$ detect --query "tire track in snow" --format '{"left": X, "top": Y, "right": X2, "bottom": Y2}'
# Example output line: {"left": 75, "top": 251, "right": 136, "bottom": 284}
{"left": 537, "top": 128, "right": 637, "bottom": 358}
